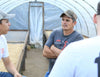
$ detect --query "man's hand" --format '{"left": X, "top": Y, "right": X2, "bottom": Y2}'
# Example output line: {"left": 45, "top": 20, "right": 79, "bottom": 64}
{"left": 50, "top": 45, "right": 62, "bottom": 57}
{"left": 2, "top": 57, "right": 22, "bottom": 77}
{"left": 14, "top": 72, "right": 22, "bottom": 77}
{"left": 43, "top": 45, "right": 57, "bottom": 58}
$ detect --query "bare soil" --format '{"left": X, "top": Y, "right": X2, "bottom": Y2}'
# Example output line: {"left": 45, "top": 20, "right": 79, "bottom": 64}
{"left": 23, "top": 48, "right": 49, "bottom": 77}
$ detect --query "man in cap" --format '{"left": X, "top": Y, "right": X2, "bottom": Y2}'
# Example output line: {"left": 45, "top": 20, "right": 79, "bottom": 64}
{"left": 49, "top": 1, "right": 100, "bottom": 77}
{"left": 43, "top": 10, "right": 83, "bottom": 77}
{"left": 0, "top": 10, "right": 22, "bottom": 77}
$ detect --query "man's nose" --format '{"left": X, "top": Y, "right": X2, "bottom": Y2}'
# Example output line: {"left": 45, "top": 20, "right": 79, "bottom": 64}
{"left": 63, "top": 20, "right": 66, "bottom": 24}
{"left": 8, "top": 22, "right": 11, "bottom": 26}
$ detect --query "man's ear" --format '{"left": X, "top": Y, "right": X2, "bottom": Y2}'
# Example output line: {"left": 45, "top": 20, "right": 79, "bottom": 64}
{"left": 93, "top": 14, "right": 97, "bottom": 23}
{"left": 73, "top": 21, "right": 77, "bottom": 26}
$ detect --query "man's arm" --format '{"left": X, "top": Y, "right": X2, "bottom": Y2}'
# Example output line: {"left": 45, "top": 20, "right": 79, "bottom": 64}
{"left": 2, "top": 57, "right": 22, "bottom": 77}
{"left": 50, "top": 45, "right": 62, "bottom": 57}
{"left": 43, "top": 45, "right": 57, "bottom": 58}
{"left": 49, "top": 45, "right": 75, "bottom": 77}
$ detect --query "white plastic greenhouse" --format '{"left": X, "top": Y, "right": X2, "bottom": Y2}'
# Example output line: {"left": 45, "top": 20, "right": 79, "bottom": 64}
{"left": 0, "top": 0, "right": 99, "bottom": 47}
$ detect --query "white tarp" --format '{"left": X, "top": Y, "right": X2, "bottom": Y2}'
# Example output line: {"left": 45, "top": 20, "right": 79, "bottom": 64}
{"left": 29, "top": 2, "right": 43, "bottom": 47}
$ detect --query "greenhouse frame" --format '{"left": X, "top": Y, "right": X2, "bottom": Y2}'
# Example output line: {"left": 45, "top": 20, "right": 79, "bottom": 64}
{"left": 0, "top": 0, "right": 99, "bottom": 47}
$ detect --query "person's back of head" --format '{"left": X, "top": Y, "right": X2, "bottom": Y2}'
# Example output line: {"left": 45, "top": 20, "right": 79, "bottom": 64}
{"left": 97, "top": 2, "right": 100, "bottom": 15}
{"left": 93, "top": 1, "right": 100, "bottom": 36}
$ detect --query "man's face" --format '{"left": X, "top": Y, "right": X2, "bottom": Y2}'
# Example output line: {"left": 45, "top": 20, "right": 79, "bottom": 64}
{"left": 0, "top": 19, "right": 11, "bottom": 35}
{"left": 61, "top": 15, "right": 76, "bottom": 31}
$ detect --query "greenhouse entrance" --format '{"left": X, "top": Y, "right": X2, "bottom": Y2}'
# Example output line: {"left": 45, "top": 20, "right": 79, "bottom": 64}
{"left": 29, "top": 2, "right": 44, "bottom": 48}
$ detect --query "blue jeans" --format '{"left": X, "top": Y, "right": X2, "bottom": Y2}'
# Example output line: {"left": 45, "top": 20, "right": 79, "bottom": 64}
{"left": 0, "top": 72, "right": 13, "bottom": 77}
{"left": 0, "top": 72, "right": 26, "bottom": 77}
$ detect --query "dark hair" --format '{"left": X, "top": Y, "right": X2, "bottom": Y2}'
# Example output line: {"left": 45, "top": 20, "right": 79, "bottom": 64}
{"left": 97, "top": 1, "right": 100, "bottom": 15}
{"left": 0, "top": 20, "right": 2, "bottom": 24}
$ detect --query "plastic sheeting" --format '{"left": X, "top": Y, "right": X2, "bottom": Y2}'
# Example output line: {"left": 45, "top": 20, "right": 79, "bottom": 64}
{"left": 7, "top": 2, "right": 63, "bottom": 47}
{"left": 29, "top": 2, "right": 43, "bottom": 47}
{"left": 9, "top": 2, "right": 62, "bottom": 30}
{"left": 9, "top": 3, "right": 29, "bottom": 30}
{"left": 0, "top": 0, "right": 99, "bottom": 47}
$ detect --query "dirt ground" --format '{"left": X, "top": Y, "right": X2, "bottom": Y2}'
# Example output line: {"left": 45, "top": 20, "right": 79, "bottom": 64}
{"left": 23, "top": 48, "right": 49, "bottom": 77}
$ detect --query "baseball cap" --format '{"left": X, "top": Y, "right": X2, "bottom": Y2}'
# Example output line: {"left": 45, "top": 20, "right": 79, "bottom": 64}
{"left": 60, "top": 10, "right": 77, "bottom": 21}
{"left": 0, "top": 10, "right": 15, "bottom": 20}
{"left": 97, "top": 2, "right": 100, "bottom": 15}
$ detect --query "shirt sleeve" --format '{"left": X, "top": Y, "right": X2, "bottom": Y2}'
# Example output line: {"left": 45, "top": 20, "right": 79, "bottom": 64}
{"left": 2, "top": 36, "right": 9, "bottom": 58}
{"left": 45, "top": 30, "right": 56, "bottom": 48}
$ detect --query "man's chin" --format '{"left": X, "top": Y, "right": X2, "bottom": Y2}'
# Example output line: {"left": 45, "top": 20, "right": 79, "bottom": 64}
{"left": 63, "top": 28, "right": 68, "bottom": 31}
{"left": 3, "top": 32, "right": 8, "bottom": 35}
